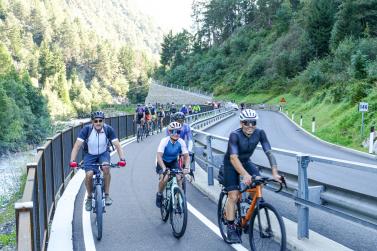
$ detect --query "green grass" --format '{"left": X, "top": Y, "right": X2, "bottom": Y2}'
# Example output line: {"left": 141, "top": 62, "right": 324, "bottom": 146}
{"left": 217, "top": 91, "right": 373, "bottom": 153}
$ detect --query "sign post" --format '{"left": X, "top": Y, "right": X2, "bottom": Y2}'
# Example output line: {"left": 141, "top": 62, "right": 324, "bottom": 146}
{"left": 279, "top": 97, "right": 286, "bottom": 111}
{"left": 359, "top": 102, "right": 368, "bottom": 137}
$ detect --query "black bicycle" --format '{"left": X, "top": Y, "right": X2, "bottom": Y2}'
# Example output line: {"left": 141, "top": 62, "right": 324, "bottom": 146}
{"left": 160, "top": 168, "right": 188, "bottom": 238}
{"left": 78, "top": 163, "right": 121, "bottom": 240}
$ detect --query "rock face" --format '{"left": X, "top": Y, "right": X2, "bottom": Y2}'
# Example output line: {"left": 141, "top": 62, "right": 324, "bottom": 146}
{"left": 145, "top": 81, "right": 212, "bottom": 105}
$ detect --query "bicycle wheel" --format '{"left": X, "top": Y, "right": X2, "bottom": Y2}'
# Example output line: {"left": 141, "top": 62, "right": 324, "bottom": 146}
{"left": 217, "top": 191, "right": 242, "bottom": 244}
{"left": 137, "top": 126, "right": 141, "bottom": 142}
{"left": 160, "top": 188, "right": 170, "bottom": 222}
{"left": 170, "top": 187, "right": 187, "bottom": 238}
{"left": 95, "top": 184, "right": 104, "bottom": 240}
{"left": 249, "top": 202, "right": 286, "bottom": 251}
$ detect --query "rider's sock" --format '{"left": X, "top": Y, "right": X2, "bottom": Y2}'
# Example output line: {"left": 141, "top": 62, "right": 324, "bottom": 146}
{"left": 105, "top": 193, "right": 109, "bottom": 197}
{"left": 228, "top": 220, "right": 234, "bottom": 225}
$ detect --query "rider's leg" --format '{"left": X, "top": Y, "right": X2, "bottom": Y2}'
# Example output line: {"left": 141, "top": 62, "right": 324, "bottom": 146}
{"left": 226, "top": 190, "right": 239, "bottom": 221}
{"left": 102, "top": 164, "right": 111, "bottom": 194}
{"left": 85, "top": 170, "right": 94, "bottom": 195}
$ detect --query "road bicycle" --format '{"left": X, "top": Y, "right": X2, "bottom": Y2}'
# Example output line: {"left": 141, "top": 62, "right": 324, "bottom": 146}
{"left": 160, "top": 168, "right": 188, "bottom": 238}
{"left": 77, "top": 163, "right": 121, "bottom": 240}
{"left": 218, "top": 176, "right": 287, "bottom": 250}
{"left": 157, "top": 117, "right": 164, "bottom": 133}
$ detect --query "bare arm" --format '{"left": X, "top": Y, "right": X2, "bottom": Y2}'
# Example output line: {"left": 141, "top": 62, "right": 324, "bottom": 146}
{"left": 157, "top": 152, "right": 166, "bottom": 171}
{"left": 112, "top": 140, "right": 125, "bottom": 160}
{"left": 70, "top": 140, "right": 83, "bottom": 161}
{"left": 230, "top": 154, "right": 248, "bottom": 176}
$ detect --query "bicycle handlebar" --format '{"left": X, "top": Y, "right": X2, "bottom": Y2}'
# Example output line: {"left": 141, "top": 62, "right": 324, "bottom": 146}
{"left": 76, "top": 163, "right": 121, "bottom": 169}
{"left": 240, "top": 176, "right": 287, "bottom": 193}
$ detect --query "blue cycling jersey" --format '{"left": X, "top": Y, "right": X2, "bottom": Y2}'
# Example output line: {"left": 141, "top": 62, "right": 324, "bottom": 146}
{"left": 157, "top": 137, "right": 188, "bottom": 162}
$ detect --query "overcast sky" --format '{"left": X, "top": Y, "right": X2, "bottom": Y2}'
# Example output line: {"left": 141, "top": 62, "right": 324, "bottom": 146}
{"left": 133, "top": 0, "right": 194, "bottom": 33}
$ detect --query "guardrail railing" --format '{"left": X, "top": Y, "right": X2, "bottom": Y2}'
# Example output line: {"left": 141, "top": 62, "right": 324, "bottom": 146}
{"left": 192, "top": 126, "right": 377, "bottom": 239}
{"left": 15, "top": 105, "right": 218, "bottom": 251}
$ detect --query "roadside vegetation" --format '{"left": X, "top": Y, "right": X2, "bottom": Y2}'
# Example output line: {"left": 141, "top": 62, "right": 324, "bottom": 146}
{"left": 155, "top": 0, "right": 377, "bottom": 152}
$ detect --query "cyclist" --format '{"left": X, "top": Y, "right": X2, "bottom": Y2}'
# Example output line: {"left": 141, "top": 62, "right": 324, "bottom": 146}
{"left": 155, "top": 122, "right": 190, "bottom": 208}
{"left": 180, "top": 104, "right": 188, "bottom": 115}
{"left": 167, "top": 112, "right": 193, "bottom": 153}
{"left": 223, "top": 109, "right": 282, "bottom": 243}
{"left": 150, "top": 104, "right": 157, "bottom": 133}
{"left": 156, "top": 105, "right": 165, "bottom": 131}
{"left": 170, "top": 102, "right": 177, "bottom": 115}
{"left": 144, "top": 105, "right": 152, "bottom": 133}
{"left": 69, "top": 111, "right": 126, "bottom": 211}
{"left": 188, "top": 105, "right": 193, "bottom": 115}
{"left": 134, "top": 104, "right": 145, "bottom": 127}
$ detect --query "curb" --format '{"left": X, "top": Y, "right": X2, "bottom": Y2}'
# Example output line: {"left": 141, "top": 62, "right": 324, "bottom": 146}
{"left": 191, "top": 162, "right": 352, "bottom": 251}
{"left": 278, "top": 111, "right": 377, "bottom": 160}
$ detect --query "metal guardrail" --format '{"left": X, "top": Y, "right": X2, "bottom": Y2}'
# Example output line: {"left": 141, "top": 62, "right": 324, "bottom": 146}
{"left": 192, "top": 119, "right": 377, "bottom": 239}
{"left": 14, "top": 105, "right": 218, "bottom": 251}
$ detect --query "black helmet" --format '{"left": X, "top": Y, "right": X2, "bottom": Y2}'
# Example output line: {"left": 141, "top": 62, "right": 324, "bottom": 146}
{"left": 91, "top": 111, "right": 105, "bottom": 120}
{"left": 173, "top": 112, "right": 185, "bottom": 121}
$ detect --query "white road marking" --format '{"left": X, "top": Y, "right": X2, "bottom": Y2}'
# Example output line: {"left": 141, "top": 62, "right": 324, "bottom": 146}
{"left": 187, "top": 202, "right": 249, "bottom": 251}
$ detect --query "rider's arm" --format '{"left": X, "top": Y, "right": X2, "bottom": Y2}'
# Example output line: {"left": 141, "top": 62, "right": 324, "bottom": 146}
{"left": 230, "top": 154, "right": 249, "bottom": 177}
{"left": 260, "top": 130, "right": 280, "bottom": 180}
{"left": 70, "top": 140, "right": 83, "bottom": 161}
{"left": 157, "top": 152, "right": 167, "bottom": 171}
{"left": 113, "top": 140, "right": 125, "bottom": 160}
{"left": 186, "top": 125, "right": 193, "bottom": 152}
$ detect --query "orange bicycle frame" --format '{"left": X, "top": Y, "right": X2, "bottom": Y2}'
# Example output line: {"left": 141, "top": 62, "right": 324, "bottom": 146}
{"left": 240, "top": 185, "right": 263, "bottom": 227}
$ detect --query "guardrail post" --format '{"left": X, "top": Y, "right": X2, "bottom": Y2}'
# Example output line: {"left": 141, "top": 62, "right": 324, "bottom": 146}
{"left": 312, "top": 117, "right": 315, "bottom": 133}
{"left": 300, "top": 115, "right": 303, "bottom": 127}
{"left": 206, "top": 135, "right": 214, "bottom": 186}
{"left": 296, "top": 154, "right": 310, "bottom": 239}
{"left": 369, "top": 126, "right": 375, "bottom": 153}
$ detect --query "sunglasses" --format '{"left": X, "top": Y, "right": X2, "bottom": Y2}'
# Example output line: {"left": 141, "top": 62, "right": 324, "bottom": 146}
{"left": 169, "top": 129, "right": 181, "bottom": 135}
{"left": 242, "top": 120, "right": 257, "bottom": 126}
{"left": 93, "top": 119, "right": 103, "bottom": 124}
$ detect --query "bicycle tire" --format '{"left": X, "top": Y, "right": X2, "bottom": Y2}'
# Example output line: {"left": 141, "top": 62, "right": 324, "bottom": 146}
{"left": 160, "top": 188, "right": 170, "bottom": 222}
{"left": 249, "top": 202, "right": 286, "bottom": 251}
{"left": 217, "top": 191, "right": 242, "bottom": 244}
{"left": 170, "top": 187, "right": 187, "bottom": 238}
{"left": 95, "top": 184, "right": 103, "bottom": 240}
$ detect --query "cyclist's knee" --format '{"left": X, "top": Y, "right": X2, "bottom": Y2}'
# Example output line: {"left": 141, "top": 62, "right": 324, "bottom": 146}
{"left": 102, "top": 166, "right": 110, "bottom": 174}
{"left": 228, "top": 191, "right": 239, "bottom": 202}
{"left": 85, "top": 171, "right": 94, "bottom": 179}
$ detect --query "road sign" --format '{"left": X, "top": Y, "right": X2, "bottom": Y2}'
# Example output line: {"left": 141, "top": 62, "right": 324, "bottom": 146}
{"left": 359, "top": 102, "right": 368, "bottom": 112}
{"left": 280, "top": 97, "right": 286, "bottom": 103}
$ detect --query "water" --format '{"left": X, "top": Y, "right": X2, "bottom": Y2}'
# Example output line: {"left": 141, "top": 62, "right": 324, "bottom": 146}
{"left": 0, "top": 150, "right": 35, "bottom": 205}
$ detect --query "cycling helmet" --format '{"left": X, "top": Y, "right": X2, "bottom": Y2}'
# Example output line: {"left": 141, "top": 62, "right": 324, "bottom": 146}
{"left": 239, "top": 109, "right": 258, "bottom": 121}
{"left": 91, "top": 111, "right": 105, "bottom": 120}
{"left": 168, "top": 121, "right": 182, "bottom": 130}
{"left": 173, "top": 112, "right": 185, "bottom": 121}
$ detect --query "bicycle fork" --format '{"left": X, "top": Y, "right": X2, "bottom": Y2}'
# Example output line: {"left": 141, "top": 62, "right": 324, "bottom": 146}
{"left": 256, "top": 201, "right": 272, "bottom": 238}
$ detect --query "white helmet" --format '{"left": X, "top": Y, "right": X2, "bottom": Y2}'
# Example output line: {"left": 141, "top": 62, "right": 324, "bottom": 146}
{"left": 168, "top": 121, "right": 182, "bottom": 130}
{"left": 239, "top": 109, "right": 258, "bottom": 121}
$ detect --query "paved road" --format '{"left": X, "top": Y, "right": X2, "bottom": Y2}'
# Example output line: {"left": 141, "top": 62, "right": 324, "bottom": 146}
{"left": 204, "top": 110, "right": 377, "bottom": 250}
{"left": 73, "top": 133, "right": 246, "bottom": 250}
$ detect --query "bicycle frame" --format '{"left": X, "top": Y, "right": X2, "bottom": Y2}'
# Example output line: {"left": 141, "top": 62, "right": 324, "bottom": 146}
{"left": 165, "top": 174, "right": 180, "bottom": 210}
{"left": 240, "top": 185, "right": 263, "bottom": 227}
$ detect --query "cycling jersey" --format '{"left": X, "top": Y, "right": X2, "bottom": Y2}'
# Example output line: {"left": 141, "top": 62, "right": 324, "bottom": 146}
{"left": 135, "top": 107, "right": 144, "bottom": 116}
{"left": 223, "top": 128, "right": 274, "bottom": 191}
{"left": 78, "top": 125, "right": 117, "bottom": 155}
{"left": 157, "top": 137, "right": 188, "bottom": 162}
{"left": 224, "top": 128, "right": 271, "bottom": 162}
{"left": 151, "top": 107, "right": 156, "bottom": 115}
{"left": 170, "top": 107, "right": 177, "bottom": 114}
{"left": 157, "top": 110, "right": 165, "bottom": 117}
{"left": 145, "top": 107, "right": 150, "bottom": 115}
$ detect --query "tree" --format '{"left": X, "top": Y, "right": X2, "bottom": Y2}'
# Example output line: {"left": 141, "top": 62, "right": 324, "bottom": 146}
{"left": 305, "top": 0, "right": 337, "bottom": 57}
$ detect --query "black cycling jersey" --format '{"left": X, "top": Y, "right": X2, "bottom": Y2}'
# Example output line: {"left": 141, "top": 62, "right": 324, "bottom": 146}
{"left": 224, "top": 128, "right": 272, "bottom": 162}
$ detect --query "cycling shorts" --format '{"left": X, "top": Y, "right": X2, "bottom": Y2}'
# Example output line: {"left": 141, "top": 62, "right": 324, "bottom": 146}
{"left": 223, "top": 157, "right": 260, "bottom": 192}
{"left": 156, "top": 159, "right": 179, "bottom": 174}
{"left": 83, "top": 151, "right": 110, "bottom": 173}
{"left": 136, "top": 114, "right": 143, "bottom": 124}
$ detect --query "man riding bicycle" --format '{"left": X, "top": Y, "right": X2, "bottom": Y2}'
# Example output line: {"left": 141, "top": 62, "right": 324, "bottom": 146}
{"left": 223, "top": 109, "right": 282, "bottom": 243}
{"left": 156, "top": 105, "right": 165, "bottom": 131}
{"left": 144, "top": 105, "right": 152, "bottom": 132}
{"left": 134, "top": 104, "right": 145, "bottom": 126}
{"left": 155, "top": 122, "right": 190, "bottom": 208}
{"left": 70, "top": 111, "right": 126, "bottom": 211}
{"left": 167, "top": 112, "right": 193, "bottom": 154}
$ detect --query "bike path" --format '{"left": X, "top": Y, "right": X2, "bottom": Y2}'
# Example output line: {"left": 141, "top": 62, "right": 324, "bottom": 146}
{"left": 74, "top": 133, "right": 235, "bottom": 250}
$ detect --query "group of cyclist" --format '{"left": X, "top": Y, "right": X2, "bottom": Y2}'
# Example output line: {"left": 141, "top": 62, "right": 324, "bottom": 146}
{"left": 69, "top": 104, "right": 283, "bottom": 246}
{"left": 134, "top": 103, "right": 166, "bottom": 135}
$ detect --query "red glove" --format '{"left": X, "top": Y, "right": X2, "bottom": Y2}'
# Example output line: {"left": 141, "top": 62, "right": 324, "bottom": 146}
{"left": 118, "top": 160, "right": 126, "bottom": 167}
{"left": 69, "top": 161, "right": 78, "bottom": 168}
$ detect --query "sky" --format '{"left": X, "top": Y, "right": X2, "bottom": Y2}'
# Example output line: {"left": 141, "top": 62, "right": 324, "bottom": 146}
{"left": 133, "top": 0, "right": 194, "bottom": 33}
